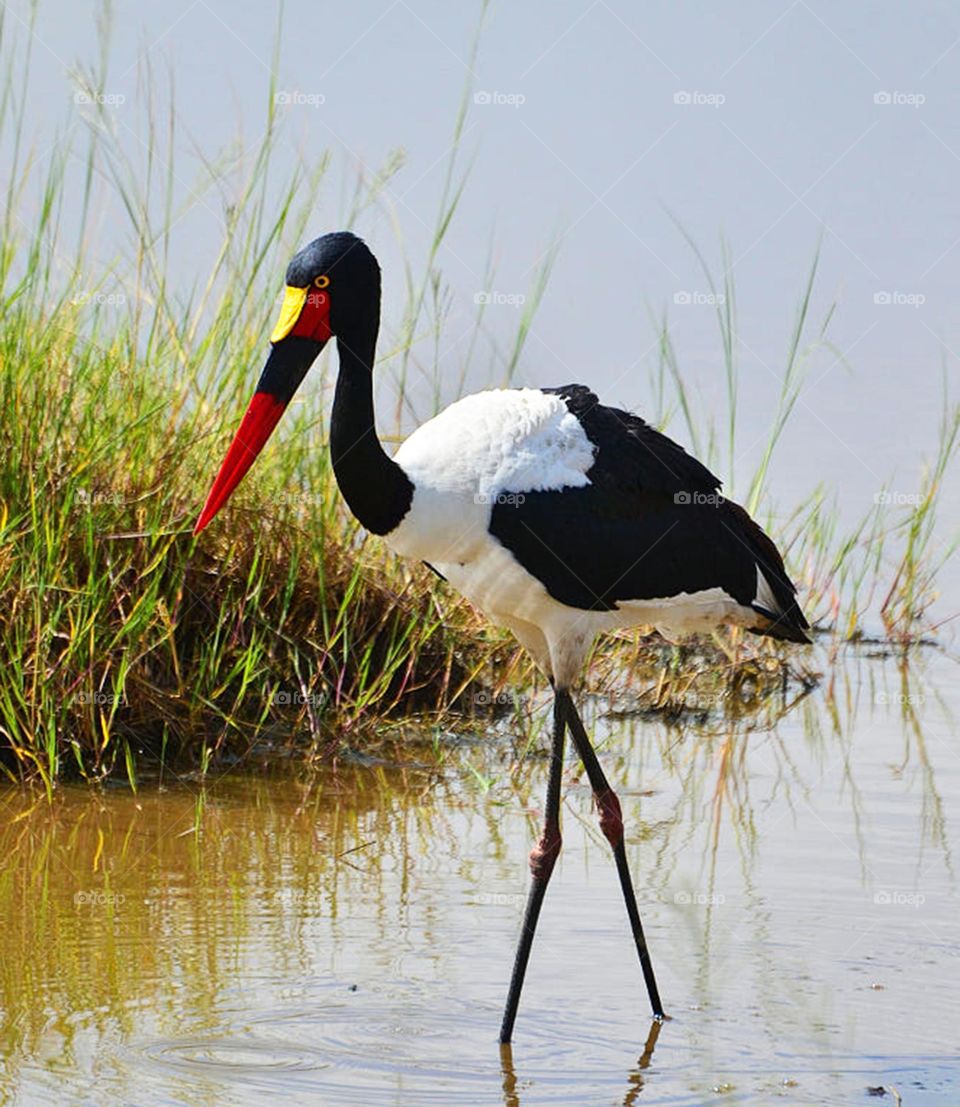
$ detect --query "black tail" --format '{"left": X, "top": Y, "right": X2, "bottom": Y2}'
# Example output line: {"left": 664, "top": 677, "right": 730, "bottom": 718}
{"left": 748, "top": 603, "right": 812, "bottom": 644}
{"left": 723, "top": 501, "right": 812, "bottom": 644}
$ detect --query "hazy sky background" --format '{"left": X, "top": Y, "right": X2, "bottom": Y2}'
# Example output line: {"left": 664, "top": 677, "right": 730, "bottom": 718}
{"left": 5, "top": 0, "right": 960, "bottom": 610}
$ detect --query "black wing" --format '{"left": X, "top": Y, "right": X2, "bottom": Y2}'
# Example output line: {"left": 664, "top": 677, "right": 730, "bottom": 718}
{"left": 545, "top": 384, "right": 722, "bottom": 498}
{"left": 488, "top": 385, "right": 810, "bottom": 643}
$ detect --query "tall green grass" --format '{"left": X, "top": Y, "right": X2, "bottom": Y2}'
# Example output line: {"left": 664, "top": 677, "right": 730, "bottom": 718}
{"left": 0, "top": 6, "right": 524, "bottom": 789}
{"left": 0, "top": 5, "right": 955, "bottom": 788}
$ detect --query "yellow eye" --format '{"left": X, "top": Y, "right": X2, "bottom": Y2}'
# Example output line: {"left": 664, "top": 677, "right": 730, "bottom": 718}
{"left": 314, "top": 275, "right": 330, "bottom": 289}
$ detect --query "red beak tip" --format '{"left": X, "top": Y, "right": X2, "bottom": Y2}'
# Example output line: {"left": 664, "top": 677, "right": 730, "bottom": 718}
{"left": 192, "top": 503, "right": 216, "bottom": 537}
{"left": 192, "top": 391, "right": 288, "bottom": 543}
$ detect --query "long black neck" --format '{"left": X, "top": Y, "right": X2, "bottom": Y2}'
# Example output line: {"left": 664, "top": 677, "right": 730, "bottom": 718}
{"left": 329, "top": 331, "right": 413, "bottom": 535}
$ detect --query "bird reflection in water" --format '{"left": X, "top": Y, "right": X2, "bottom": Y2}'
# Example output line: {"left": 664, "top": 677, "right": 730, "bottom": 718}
{"left": 498, "top": 1018, "right": 663, "bottom": 1106}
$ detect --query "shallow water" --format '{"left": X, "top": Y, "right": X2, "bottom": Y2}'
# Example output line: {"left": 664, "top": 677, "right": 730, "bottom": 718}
{"left": 1, "top": 645, "right": 958, "bottom": 1105}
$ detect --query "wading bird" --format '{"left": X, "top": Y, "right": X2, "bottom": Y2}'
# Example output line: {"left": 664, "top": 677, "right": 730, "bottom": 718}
{"left": 194, "top": 231, "right": 810, "bottom": 1043}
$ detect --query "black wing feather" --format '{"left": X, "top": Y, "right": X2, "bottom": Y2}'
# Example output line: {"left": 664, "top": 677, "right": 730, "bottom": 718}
{"left": 544, "top": 384, "right": 721, "bottom": 497}
{"left": 488, "top": 385, "right": 809, "bottom": 643}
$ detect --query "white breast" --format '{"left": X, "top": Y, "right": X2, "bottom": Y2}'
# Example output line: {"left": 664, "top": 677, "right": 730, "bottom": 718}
{"left": 385, "top": 388, "right": 594, "bottom": 565}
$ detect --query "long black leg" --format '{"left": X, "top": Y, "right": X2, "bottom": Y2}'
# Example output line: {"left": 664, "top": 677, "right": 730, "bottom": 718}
{"left": 558, "top": 689, "right": 664, "bottom": 1019}
{"left": 499, "top": 694, "right": 566, "bottom": 1044}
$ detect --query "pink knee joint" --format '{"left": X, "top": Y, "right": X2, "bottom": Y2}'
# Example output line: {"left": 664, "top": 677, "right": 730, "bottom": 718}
{"left": 596, "top": 788, "right": 624, "bottom": 847}
{"left": 528, "top": 824, "right": 562, "bottom": 881}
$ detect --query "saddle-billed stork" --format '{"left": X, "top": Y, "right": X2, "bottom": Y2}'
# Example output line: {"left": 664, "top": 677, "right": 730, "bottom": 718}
{"left": 194, "top": 231, "right": 810, "bottom": 1043}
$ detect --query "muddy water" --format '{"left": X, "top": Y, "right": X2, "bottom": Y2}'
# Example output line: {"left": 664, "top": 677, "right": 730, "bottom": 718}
{"left": 1, "top": 645, "right": 958, "bottom": 1105}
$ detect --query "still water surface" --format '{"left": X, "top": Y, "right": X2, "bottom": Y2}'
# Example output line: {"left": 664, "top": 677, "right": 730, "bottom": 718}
{"left": 0, "top": 645, "right": 958, "bottom": 1105}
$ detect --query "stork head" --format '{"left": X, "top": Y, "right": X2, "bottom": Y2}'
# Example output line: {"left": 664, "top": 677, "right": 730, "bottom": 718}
{"left": 277, "top": 231, "right": 381, "bottom": 345}
{"left": 193, "top": 231, "right": 380, "bottom": 535}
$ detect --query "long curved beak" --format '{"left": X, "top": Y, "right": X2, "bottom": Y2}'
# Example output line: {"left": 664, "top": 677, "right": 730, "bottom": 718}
{"left": 193, "top": 337, "right": 322, "bottom": 535}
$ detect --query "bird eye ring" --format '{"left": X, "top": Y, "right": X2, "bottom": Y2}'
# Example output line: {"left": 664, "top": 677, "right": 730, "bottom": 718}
{"left": 314, "top": 275, "right": 330, "bottom": 289}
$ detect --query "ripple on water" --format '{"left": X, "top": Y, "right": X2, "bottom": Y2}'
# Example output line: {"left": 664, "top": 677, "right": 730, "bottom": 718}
{"left": 139, "top": 997, "right": 695, "bottom": 1106}
{"left": 143, "top": 1038, "right": 327, "bottom": 1074}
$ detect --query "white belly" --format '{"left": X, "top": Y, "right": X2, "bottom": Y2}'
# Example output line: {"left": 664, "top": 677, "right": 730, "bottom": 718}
{"left": 404, "top": 527, "right": 747, "bottom": 686}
